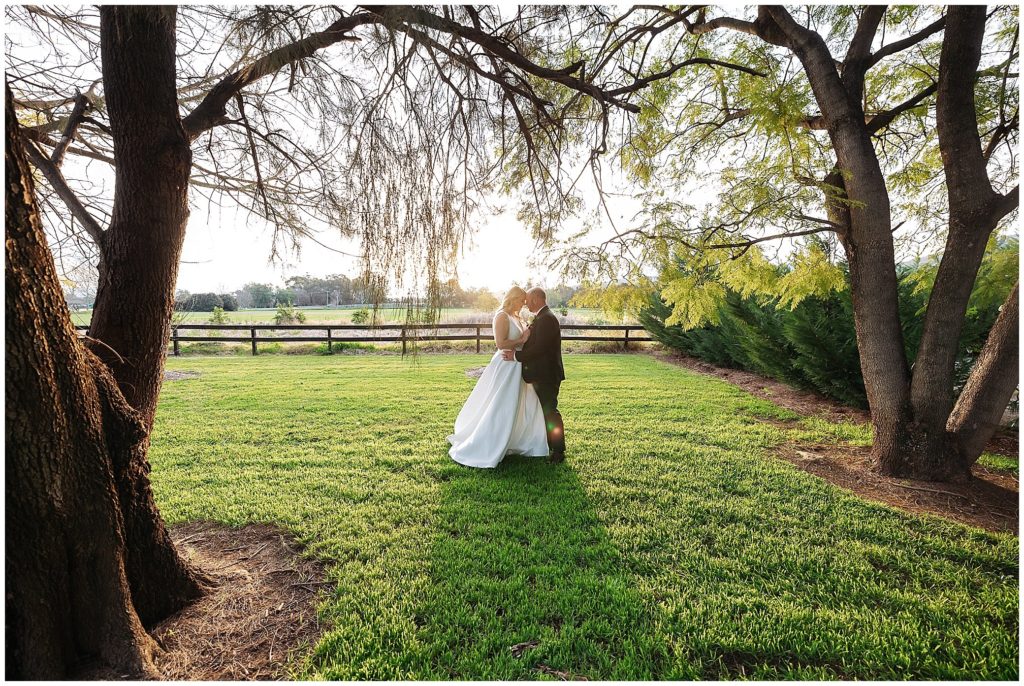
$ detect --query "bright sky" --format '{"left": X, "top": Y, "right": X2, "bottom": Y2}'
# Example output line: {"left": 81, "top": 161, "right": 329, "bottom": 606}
{"left": 177, "top": 202, "right": 555, "bottom": 295}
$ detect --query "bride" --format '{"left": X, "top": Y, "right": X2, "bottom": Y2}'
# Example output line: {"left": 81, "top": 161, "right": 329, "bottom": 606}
{"left": 447, "top": 286, "right": 550, "bottom": 468}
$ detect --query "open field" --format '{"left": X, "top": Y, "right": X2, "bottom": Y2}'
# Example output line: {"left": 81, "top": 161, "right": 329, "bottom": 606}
{"left": 70, "top": 306, "right": 614, "bottom": 326}
{"left": 151, "top": 354, "right": 1018, "bottom": 679}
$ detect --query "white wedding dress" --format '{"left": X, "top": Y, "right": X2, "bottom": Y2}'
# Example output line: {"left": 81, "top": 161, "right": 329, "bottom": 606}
{"left": 447, "top": 314, "right": 550, "bottom": 467}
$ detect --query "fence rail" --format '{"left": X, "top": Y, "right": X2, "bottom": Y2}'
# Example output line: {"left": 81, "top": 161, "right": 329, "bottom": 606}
{"left": 74, "top": 322, "right": 652, "bottom": 355}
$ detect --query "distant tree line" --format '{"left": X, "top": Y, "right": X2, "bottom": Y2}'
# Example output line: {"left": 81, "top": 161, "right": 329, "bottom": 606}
{"left": 174, "top": 275, "right": 580, "bottom": 312}
{"left": 174, "top": 274, "right": 378, "bottom": 311}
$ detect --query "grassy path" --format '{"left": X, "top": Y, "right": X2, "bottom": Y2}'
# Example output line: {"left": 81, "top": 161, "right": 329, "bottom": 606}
{"left": 151, "top": 354, "right": 1018, "bottom": 679}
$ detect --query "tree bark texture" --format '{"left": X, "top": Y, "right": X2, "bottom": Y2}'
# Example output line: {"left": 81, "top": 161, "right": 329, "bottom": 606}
{"left": 761, "top": 6, "right": 1017, "bottom": 480}
{"left": 948, "top": 282, "right": 1019, "bottom": 465}
{"left": 85, "top": 6, "right": 206, "bottom": 625}
{"left": 6, "top": 85, "right": 161, "bottom": 679}
{"left": 764, "top": 7, "right": 921, "bottom": 476}
{"left": 6, "top": 6, "right": 207, "bottom": 677}
{"left": 907, "top": 6, "right": 1002, "bottom": 467}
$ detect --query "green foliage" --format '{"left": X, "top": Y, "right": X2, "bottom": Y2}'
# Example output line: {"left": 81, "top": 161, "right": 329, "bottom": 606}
{"left": 642, "top": 243, "right": 1013, "bottom": 409}
{"left": 774, "top": 244, "right": 847, "bottom": 309}
{"left": 152, "top": 355, "right": 1018, "bottom": 679}
{"left": 219, "top": 293, "right": 239, "bottom": 311}
{"left": 782, "top": 291, "right": 865, "bottom": 406}
{"left": 208, "top": 306, "right": 229, "bottom": 325}
{"left": 180, "top": 292, "right": 223, "bottom": 312}
{"left": 273, "top": 303, "right": 307, "bottom": 325}
{"left": 571, "top": 281, "right": 652, "bottom": 321}
{"left": 472, "top": 291, "right": 500, "bottom": 312}
{"left": 317, "top": 341, "right": 376, "bottom": 354}
{"left": 661, "top": 275, "right": 727, "bottom": 329}
{"left": 274, "top": 287, "right": 296, "bottom": 307}
{"left": 350, "top": 308, "right": 370, "bottom": 325}
{"left": 243, "top": 282, "right": 276, "bottom": 309}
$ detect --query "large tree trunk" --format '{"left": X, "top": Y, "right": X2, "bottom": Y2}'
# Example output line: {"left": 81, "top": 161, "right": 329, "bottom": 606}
{"left": 763, "top": 7, "right": 920, "bottom": 477}
{"left": 5, "top": 86, "right": 166, "bottom": 679}
{"left": 84, "top": 6, "right": 205, "bottom": 625}
{"left": 904, "top": 6, "right": 1004, "bottom": 473}
{"left": 6, "top": 6, "right": 207, "bottom": 677}
{"left": 948, "top": 282, "right": 1019, "bottom": 464}
{"left": 767, "top": 6, "right": 1018, "bottom": 481}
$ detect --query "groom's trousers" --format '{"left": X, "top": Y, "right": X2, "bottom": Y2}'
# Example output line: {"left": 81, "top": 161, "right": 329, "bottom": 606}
{"left": 532, "top": 381, "right": 565, "bottom": 455}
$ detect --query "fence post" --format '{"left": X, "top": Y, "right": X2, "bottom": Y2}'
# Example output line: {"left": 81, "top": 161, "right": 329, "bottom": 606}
{"left": 251, "top": 327, "right": 257, "bottom": 356}
{"left": 623, "top": 327, "right": 630, "bottom": 352}
{"left": 476, "top": 326, "right": 481, "bottom": 353}
{"left": 172, "top": 328, "right": 179, "bottom": 356}
{"left": 401, "top": 327, "right": 407, "bottom": 355}
{"left": 326, "top": 327, "right": 333, "bottom": 354}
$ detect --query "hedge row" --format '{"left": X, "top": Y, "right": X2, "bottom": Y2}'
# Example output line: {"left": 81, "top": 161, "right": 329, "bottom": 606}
{"left": 639, "top": 269, "right": 1003, "bottom": 409}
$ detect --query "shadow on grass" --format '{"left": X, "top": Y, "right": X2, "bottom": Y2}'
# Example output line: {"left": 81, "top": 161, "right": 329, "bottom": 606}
{"left": 415, "top": 454, "right": 668, "bottom": 680}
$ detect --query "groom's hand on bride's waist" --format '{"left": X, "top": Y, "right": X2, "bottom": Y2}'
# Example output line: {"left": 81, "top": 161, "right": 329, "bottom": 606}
{"left": 501, "top": 349, "right": 516, "bottom": 361}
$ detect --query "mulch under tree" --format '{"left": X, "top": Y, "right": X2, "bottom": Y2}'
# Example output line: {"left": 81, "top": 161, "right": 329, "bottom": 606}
{"left": 79, "top": 522, "right": 334, "bottom": 680}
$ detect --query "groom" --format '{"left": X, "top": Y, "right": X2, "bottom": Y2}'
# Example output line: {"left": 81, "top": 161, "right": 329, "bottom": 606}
{"left": 502, "top": 287, "right": 566, "bottom": 463}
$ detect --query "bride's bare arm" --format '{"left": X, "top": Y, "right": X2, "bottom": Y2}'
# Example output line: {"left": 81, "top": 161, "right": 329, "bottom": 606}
{"left": 492, "top": 312, "right": 526, "bottom": 350}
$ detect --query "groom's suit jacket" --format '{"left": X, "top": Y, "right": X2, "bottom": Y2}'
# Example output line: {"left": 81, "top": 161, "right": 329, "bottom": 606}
{"left": 515, "top": 305, "right": 565, "bottom": 384}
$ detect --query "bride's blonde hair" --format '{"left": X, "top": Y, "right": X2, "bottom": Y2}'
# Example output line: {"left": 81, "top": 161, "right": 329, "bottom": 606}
{"left": 500, "top": 286, "right": 527, "bottom": 315}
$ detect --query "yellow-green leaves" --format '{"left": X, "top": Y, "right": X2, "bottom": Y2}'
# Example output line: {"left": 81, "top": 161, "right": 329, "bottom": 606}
{"left": 571, "top": 281, "right": 654, "bottom": 319}
{"left": 656, "top": 242, "right": 847, "bottom": 330}
{"left": 717, "top": 247, "right": 779, "bottom": 298}
{"left": 661, "top": 274, "right": 727, "bottom": 329}
{"left": 775, "top": 245, "right": 847, "bottom": 309}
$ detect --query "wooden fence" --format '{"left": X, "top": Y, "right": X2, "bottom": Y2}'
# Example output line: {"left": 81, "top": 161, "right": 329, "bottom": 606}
{"left": 74, "top": 323, "right": 653, "bottom": 356}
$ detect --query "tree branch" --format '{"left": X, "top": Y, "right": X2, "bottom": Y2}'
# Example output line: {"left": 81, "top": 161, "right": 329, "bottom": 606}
{"left": 867, "top": 82, "right": 938, "bottom": 133}
{"left": 991, "top": 185, "right": 1019, "bottom": 224}
{"left": 181, "top": 11, "right": 375, "bottom": 140}
{"left": 364, "top": 5, "right": 641, "bottom": 113}
{"left": 867, "top": 15, "right": 947, "bottom": 69}
{"left": 704, "top": 226, "right": 835, "bottom": 251}
{"left": 233, "top": 93, "right": 271, "bottom": 219}
{"left": 49, "top": 91, "right": 91, "bottom": 168}
{"left": 689, "top": 16, "right": 760, "bottom": 37}
{"left": 607, "top": 57, "right": 766, "bottom": 97}
{"left": 23, "top": 138, "right": 105, "bottom": 244}
{"left": 842, "top": 6, "right": 886, "bottom": 103}
{"left": 936, "top": 7, "right": 995, "bottom": 207}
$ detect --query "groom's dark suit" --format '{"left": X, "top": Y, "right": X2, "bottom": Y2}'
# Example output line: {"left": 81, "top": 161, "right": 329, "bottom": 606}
{"left": 515, "top": 305, "right": 565, "bottom": 456}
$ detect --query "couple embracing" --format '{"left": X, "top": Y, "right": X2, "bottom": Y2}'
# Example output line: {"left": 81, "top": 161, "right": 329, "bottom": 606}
{"left": 447, "top": 286, "right": 566, "bottom": 468}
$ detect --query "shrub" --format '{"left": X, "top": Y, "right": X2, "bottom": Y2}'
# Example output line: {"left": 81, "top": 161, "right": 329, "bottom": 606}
{"left": 350, "top": 308, "right": 370, "bottom": 325}
{"left": 208, "top": 306, "right": 229, "bottom": 325}
{"left": 273, "top": 303, "right": 307, "bottom": 325}
{"left": 641, "top": 257, "right": 1011, "bottom": 409}
{"left": 316, "top": 341, "right": 376, "bottom": 354}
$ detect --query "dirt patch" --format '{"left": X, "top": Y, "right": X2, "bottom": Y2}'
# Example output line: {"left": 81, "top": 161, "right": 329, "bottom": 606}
{"left": 465, "top": 366, "right": 486, "bottom": 379}
{"left": 650, "top": 350, "right": 1018, "bottom": 457}
{"left": 164, "top": 370, "right": 201, "bottom": 381}
{"left": 776, "top": 443, "right": 1018, "bottom": 534}
{"left": 147, "top": 521, "right": 332, "bottom": 679}
{"left": 985, "top": 429, "right": 1020, "bottom": 458}
{"left": 651, "top": 350, "right": 871, "bottom": 423}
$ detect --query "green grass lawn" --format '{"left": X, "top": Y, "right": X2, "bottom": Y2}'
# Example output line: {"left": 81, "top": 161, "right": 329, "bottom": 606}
{"left": 151, "top": 354, "right": 1018, "bottom": 679}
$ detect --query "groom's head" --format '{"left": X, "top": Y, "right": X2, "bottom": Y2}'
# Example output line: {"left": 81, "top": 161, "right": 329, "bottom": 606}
{"left": 526, "top": 287, "right": 547, "bottom": 313}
